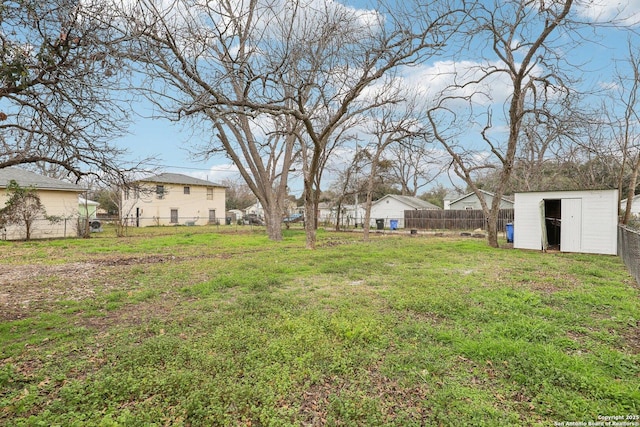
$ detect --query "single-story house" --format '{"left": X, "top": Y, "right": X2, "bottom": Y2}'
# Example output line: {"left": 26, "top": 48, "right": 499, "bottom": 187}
{"left": 243, "top": 201, "right": 264, "bottom": 218}
{"left": 243, "top": 199, "right": 299, "bottom": 222}
{"left": 226, "top": 209, "right": 244, "bottom": 223}
{"left": 444, "top": 189, "right": 514, "bottom": 210}
{"left": 620, "top": 195, "right": 640, "bottom": 218}
{"left": 317, "top": 202, "right": 332, "bottom": 223}
{"left": 316, "top": 202, "right": 366, "bottom": 227}
{"left": 79, "top": 197, "right": 99, "bottom": 219}
{"left": 370, "top": 194, "right": 440, "bottom": 229}
{"left": 513, "top": 189, "right": 618, "bottom": 255}
{"left": 0, "top": 167, "right": 83, "bottom": 240}
{"left": 121, "top": 172, "right": 226, "bottom": 226}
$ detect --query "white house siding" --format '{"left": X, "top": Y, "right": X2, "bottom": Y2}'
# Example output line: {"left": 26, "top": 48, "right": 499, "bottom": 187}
{"left": 370, "top": 199, "right": 408, "bottom": 228}
{"left": 448, "top": 192, "right": 514, "bottom": 210}
{"left": 514, "top": 190, "right": 618, "bottom": 255}
{"left": 620, "top": 195, "right": 640, "bottom": 217}
{"left": 1, "top": 189, "right": 81, "bottom": 240}
{"left": 122, "top": 183, "right": 226, "bottom": 227}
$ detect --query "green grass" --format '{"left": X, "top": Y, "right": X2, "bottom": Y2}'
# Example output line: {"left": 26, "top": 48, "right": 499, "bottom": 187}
{"left": 1, "top": 227, "right": 639, "bottom": 426}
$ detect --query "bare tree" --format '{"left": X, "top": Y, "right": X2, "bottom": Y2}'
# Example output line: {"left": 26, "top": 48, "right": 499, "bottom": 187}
{"left": 116, "top": 0, "right": 304, "bottom": 241}
{"left": 360, "top": 100, "right": 431, "bottom": 241}
{"left": 385, "top": 134, "right": 444, "bottom": 197}
{"left": 613, "top": 40, "right": 640, "bottom": 224}
{"left": 0, "top": 180, "right": 46, "bottom": 240}
{"left": 115, "top": 0, "right": 465, "bottom": 248}
{"left": 328, "top": 145, "right": 369, "bottom": 231}
{"left": 273, "top": 0, "right": 466, "bottom": 248}
{"left": 0, "top": 0, "right": 138, "bottom": 179}
{"left": 428, "top": 0, "right": 580, "bottom": 247}
{"left": 222, "top": 178, "right": 259, "bottom": 211}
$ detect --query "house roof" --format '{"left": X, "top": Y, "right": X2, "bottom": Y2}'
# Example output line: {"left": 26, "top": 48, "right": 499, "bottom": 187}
{"left": 373, "top": 194, "right": 440, "bottom": 210}
{"left": 79, "top": 197, "right": 100, "bottom": 206}
{"left": 0, "top": 167, "right": 82, "bottom": 192}
{"left": 444, "top": 192, "right": 463, "bottom": 201}
{"left": 620, "top": 194, "right": 640, "bottom": 204}
{"left": 136, "top": 172, "right": 225, "bottom": 187}
{"left": 449, "top": 189, "right": 514, "bottom": 205}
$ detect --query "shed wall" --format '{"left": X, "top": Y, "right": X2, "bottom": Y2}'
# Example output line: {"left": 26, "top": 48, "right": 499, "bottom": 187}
{"left": 514, "top": 190, "right": 618, "bottom": 255}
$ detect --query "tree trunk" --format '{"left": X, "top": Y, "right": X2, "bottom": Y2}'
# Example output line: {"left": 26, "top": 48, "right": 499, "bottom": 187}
{"left": 362, "top": 197, "right": 372, "bottom": 241}
{"left": 623, "top": 154, "right": 640, "bottom": 225}
{"left": 486, "top": 207, "right": 500, "bottom": 248}
{"left": 264, "top": 202, "right": 283, "bottom": 241}
{"left": 335, "top": 201, "right": 342, "bottom": 231}
{"left": 303, "top": 194, "right": 316, "bottom": 249}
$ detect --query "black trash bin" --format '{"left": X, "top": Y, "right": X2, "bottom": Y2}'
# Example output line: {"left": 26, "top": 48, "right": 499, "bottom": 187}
{"left": 376, "top": 219, "right": 385, "bottom": 230}
{"left": 226, "top": 217, "right": 232, "bottom": 225}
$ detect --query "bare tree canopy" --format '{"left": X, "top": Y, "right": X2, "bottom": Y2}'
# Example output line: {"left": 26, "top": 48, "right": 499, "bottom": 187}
{"left": 426, "top": 0, "right": 609, "bottom": 247}
{"left": 114, "top": 0, "right": 466, "bottom": 247}
{"left": 0, "top": 0, "right": 135, "bottom": 179}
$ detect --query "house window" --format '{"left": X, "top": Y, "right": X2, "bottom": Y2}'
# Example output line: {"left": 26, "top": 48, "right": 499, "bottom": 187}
{"left": 170, "top": 209, "right": 178, "bottom": 223}
{"left": 156, "top": 185, "right": 165, "bottom": 199}
{"left": 184, "top": 186, "right": 190, "bottom": 195}
{"left": 207, "top": 188, "right": 214, "bottom": 200}
{"left": 209, "top": 209, "right": 216, "bottom": 223}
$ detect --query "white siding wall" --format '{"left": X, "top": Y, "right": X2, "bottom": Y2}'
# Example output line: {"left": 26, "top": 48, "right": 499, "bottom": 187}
{"left": 370, "top": 198, "right": 408, "bottom": 228}
{"left": 449, "top": 193, "right": 513, "bottom": 210}
{"left": 514, "top": 190, "right": 618, "bottom": 255}
{"left": 0, "top": 190, "right": 81, "bottom": 240}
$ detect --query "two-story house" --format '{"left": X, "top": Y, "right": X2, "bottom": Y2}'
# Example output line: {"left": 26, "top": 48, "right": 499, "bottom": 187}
{"left": 122, "top": 173, "right": 226, "bottom": 227}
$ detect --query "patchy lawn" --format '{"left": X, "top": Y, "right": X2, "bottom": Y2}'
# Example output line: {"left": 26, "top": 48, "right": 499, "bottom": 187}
{"left": 1, "top": 227, "right": 639, "bottom": 426}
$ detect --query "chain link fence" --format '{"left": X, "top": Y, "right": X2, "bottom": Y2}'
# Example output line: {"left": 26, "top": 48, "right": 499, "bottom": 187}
{"left": 618, "top": 225, "right": 640, "bottom": 286}
{"left": 1, "top": 217, "right": 84, "bottom": 240}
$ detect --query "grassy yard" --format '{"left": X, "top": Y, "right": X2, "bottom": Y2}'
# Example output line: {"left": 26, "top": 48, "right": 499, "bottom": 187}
{"left": 1, "top": 226, "right": 639, "bottom": 426}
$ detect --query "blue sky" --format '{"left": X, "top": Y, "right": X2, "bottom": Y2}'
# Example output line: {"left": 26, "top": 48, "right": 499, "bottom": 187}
{"left": 113, "top": 0, "right": 640, "bottom": 196}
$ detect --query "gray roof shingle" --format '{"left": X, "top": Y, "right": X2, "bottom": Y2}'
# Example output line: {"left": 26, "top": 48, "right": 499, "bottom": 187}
{"left": 136, "top": 172, "right": 225, "bottom": 187}
{"left": 0, "top": 167, "right": 82, "bottom": 192}
{"left": 375, "top": 194, "right": 440, "bottom": 210}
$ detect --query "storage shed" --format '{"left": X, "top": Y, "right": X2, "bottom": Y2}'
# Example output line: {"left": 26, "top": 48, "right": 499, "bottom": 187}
{"left": 513, "top": 190, "right": 618, "bottom": 255}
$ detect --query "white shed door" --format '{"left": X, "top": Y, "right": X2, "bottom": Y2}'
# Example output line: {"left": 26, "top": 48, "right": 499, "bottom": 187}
{"left": 561, "top": 198, "right": 582, "bottom": 253}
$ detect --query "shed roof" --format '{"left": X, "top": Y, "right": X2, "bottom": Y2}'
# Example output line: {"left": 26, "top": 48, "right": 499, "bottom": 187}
{"left": 0, "top": 167, "right": 82, "bottom": 192}
{"left": 79, "top": 197, "right": 100, "bottom": 206}
{"left": 136, "top": 172, "right": 225, "bottom": 187}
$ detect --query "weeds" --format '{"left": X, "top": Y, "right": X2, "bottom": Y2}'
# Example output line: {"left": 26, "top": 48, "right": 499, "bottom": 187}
{"left": 1, "top": 228, "right": 638, "bottom": 426}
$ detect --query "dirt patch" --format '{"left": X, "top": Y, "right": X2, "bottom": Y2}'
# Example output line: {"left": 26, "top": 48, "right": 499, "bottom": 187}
{"left": 0, "top": 254, "right": 212, "bottom": 321}
{"left": 621, "top": 321, "right": 640, "bottom": 354}
{"left": 298, "top": 358, "right": 430, "bottom": 426}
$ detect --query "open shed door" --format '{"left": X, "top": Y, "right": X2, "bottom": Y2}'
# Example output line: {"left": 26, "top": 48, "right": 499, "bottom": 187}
{"left": 560, "top": 198, "right": 582, "bottom": 252}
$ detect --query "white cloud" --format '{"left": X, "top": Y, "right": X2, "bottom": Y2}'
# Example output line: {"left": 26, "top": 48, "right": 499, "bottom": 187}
{"left": 189, "top": 163, "right": 240, "bottom": 183}
{"left": 400, "top": 60, "right": 515, "bottom": 108}
{"left": 576, "top": 0, "right": 640, "bottom": 25}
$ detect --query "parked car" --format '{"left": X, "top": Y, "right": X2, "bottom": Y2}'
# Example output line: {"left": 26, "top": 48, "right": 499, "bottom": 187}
{"left": 243, "top": 214, "right": 264, "bottom": 225}
{"left": 283, "top": 213, "right": 303, "bottom": 223}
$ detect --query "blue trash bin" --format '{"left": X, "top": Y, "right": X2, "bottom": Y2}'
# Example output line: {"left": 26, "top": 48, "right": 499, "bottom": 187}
{"left": 506, "top": 223, "right": 514, "bottom": 243}
{"left": 390, "top": 219, "right": 398, "bottom": 230}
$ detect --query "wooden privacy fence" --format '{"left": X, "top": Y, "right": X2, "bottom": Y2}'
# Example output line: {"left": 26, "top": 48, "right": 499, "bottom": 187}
{"left": 405, "top": 209, "right": 514, "bottom": 231}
